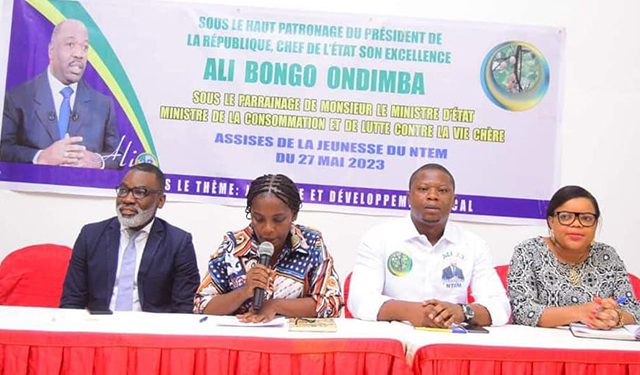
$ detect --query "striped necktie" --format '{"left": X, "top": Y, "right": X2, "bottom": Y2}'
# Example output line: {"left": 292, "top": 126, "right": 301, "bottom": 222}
{"left": 115, "top": 230, "right": 141, "bottom": 311}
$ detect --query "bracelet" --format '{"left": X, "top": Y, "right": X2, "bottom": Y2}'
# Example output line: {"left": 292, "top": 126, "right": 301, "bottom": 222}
{"left": 614, "top": 309, "right": 624, "bottom": 328}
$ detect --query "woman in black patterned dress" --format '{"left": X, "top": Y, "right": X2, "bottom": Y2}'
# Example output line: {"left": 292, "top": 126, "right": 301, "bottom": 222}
{"left": 508, "top": 185, "right": 639, "bottom": 328}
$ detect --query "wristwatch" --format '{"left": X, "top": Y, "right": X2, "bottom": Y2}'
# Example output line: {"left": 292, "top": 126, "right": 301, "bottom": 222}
{"left": 460, "top": 303, "right": 475, "bottom": 323}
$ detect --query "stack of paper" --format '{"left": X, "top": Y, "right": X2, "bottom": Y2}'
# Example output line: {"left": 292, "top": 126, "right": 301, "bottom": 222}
{"left": 569, "top": 323, "right": 640, "bottom": 341}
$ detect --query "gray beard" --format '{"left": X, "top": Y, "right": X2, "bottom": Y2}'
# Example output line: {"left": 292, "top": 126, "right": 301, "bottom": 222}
{"left": 116, "top": 204, "right": 156, "bottom": 228}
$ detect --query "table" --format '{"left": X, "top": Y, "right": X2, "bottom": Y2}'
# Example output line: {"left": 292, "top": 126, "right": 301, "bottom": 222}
{"left": 404, "top": 324, "right": 640, "bottom": 375}
{"left": 2, "top": 306, "right": 639, "bottom": 375}
{"left": 0, "top": 306, "right": 411, "bottom": 375}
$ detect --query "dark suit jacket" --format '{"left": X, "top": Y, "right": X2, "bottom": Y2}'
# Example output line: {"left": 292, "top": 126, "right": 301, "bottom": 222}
{"left": 1, "top": 71, "right": 122, "bottom": 168}
{"left": 60, "top": 217, "right": 200, "bottom": 313}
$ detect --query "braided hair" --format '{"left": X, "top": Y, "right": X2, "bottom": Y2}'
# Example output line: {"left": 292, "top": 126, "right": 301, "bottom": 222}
{"left": 245, "top": 174, "right": 302, "bottom": 217}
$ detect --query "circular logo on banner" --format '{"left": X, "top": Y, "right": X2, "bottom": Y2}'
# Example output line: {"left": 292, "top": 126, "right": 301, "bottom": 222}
{"left": 387, "top": 251, "right": 413, "bottom": 276}
{"left": 134, "top": 153, "right": 159, "bottom": 166}
{"left": 480, "top": 41, "right": 549, "bottom": 111}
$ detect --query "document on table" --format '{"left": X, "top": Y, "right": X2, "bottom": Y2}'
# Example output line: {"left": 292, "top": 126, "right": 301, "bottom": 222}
{"left": 288, "top": 318, "right": 338, "bottom": 332}
{"left": 213, "top": 315, "right": 287, "bottom": 327}
{"left": 569, "top": 323, "right": 640, "bottom": 341}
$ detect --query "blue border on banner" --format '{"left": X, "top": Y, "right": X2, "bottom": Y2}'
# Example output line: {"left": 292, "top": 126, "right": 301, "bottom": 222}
{"left": 0, "top": 162, "right": 547, "bottom": 219}
{"left": 0, "top": 162, "right": 124, "bottom": 187}
{"left": 162, "top": 173, "right": 548, "bottom": 219}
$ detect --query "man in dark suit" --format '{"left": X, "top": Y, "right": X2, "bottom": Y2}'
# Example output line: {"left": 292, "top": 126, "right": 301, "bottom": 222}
{"left": 60, "top": 163, "right": 200, "bottom": 313}
{"left": 1, "top": 19, "right": 121, "bottom": 169}
{"left": 442, "top": 262, "right": 465, "bottom": 281}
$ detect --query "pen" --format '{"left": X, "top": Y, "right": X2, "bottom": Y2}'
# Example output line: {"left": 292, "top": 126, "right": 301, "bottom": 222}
{"left": 415, "top": 327, "right": 451, "bottom": 333}
{"left": 199, "top": 316, "right": 208, "bottom": 323}
{"left": 415, "top": 326, "right": 466, "bottom": 334}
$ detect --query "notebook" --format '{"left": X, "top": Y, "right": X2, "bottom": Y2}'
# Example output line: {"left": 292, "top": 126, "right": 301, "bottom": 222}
{"left": 569, "top": 323, "right": 640, "bottom": 341}
{"left": 288, "top": 318, "right": 338, "bottom": 332}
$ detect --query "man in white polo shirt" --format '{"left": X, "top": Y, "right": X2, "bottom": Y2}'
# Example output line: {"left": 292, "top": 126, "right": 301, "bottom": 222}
{"left": 348, "top": 163, "right": 510, "bottom": 327}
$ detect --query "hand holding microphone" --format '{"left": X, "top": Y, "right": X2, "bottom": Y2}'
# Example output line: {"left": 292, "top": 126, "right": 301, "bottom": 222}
{"left": 251, "top": 242, "right": 274, "bottom": 311}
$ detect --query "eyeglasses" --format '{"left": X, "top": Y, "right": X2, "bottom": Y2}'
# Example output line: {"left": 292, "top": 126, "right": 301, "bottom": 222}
{"left": 115, "top": 185, "right": 162, "bottom": 200}
{"left": 554, "top": 211, "right": 598, "bottom": 227}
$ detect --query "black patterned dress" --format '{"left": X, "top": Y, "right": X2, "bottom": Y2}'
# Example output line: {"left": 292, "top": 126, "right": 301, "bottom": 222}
{"left": 507, "top": 236, "right": 640, "bottom": 326}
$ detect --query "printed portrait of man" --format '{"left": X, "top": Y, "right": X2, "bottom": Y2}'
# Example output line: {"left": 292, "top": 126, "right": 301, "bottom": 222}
{"left": 1, "top": 19, "right": 121, "bottom": 169}
{"left": 442, "top": 260, "right": 465, "bottom": 281}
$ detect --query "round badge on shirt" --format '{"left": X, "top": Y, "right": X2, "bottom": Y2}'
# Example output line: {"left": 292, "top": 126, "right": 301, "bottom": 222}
{"left": 387, "top": 251, "right": 413, "bottom": 276}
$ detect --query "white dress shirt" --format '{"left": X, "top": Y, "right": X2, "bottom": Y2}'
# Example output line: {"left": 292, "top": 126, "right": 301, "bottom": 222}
{"left": 348, "top": 216, "right": 510, "bottom": 325}
{"left": 47, "top": 68, "right": 78, "bottom": 119}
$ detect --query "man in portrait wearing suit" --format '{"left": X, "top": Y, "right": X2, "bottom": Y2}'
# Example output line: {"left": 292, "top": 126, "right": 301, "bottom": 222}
{"left": 442, "top": 260, "right": 465, "bottom": 281}
{"left": 0, "top": 19, "right": 121, "bottom": 169}
{"left": 60, "top": 163, "right": 200, "bottom": 313}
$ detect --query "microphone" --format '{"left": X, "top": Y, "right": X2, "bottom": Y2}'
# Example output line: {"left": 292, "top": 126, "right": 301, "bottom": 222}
{"left": 71, "top": 112, "right": 79, "bottom": 121}
{"left": 252, "top": 241, "right": 274, "bottom": 311}
{"left": 48, "top": 112, "right": 55, "bottom": 121}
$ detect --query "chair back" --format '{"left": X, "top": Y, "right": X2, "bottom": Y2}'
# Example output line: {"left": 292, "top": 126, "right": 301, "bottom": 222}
{"left": 0, "top": 244, "right": 72, "bottom": 307}
{"left": 494, "top": 264, "right": 509, "bottom": 290}
{"left": 467, "top": 264, "right": 509, "bottom": 303}
{"left": 629, "top": 273, "right": 640, "bottom": 298}
{"left": 343, "top": 272, "right": 353, "bottom": 318}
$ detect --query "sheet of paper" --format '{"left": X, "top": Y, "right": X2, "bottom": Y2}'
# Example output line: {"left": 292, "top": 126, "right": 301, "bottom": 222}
{"left": 624, "top": 325, "right": 640, "bottom": 339}
{"left": 569, "top": 323, "right": 638, "bottom": 341}
{"left": 213, "top": 315, "right": 287, "bottom": 328}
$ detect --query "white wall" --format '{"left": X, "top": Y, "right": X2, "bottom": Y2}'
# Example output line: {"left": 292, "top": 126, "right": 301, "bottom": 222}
{"left": 1, "top": 0, "right": 639, "bottom": 281}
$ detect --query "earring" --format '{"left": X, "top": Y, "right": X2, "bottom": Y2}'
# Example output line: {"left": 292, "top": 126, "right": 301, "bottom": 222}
{"left": 549, "top": 229, "right": 559, "bottom": 247}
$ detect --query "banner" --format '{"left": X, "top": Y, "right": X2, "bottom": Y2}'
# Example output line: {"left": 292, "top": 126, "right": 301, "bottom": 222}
{"left": 0, "top": 0, "right": 564, "bottom": 222}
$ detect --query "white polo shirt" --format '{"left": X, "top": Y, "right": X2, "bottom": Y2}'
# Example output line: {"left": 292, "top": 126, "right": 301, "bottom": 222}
{"left": 348, "top": 216, "right": 510, "bottom": 325}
